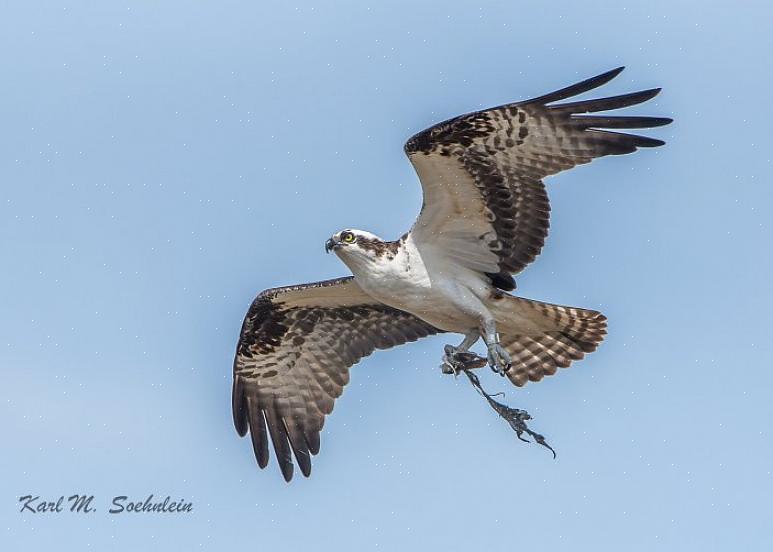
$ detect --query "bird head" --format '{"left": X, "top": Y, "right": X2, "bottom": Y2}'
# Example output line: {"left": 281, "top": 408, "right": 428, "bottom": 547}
{"left": 325, "top": 229, "right": 394, "bottom": 271}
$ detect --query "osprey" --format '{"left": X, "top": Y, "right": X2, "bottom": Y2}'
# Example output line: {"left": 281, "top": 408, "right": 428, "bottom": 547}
{"left": 232, "top": 67, "right": 671, "bottom": 481}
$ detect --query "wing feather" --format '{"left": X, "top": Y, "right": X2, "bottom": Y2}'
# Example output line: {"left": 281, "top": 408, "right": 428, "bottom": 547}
{"left": 233, "top": 276, "right": 442, "bottom": 480}
{"left": 246, "top": 396, "right": 270, "bottom": 468}
{"left": 405, "top": 67, "right": 672, "bottom": 283}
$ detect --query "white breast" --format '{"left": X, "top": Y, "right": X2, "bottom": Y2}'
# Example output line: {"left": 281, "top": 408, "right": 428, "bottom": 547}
{"left": 347, "top": 235, "right": 493, "bottom": 333}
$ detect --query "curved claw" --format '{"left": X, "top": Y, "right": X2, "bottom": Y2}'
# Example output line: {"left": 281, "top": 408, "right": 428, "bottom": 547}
{"left": 486, "top": 342, "right": 512, "bottom": 374}
{"left": 441, "top": 347, "right": 488, "bottom": 375}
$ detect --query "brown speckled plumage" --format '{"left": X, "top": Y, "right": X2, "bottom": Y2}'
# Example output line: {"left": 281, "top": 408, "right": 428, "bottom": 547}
{"left": 355, "top": 235, "right": 402, "bottom": 260}
{"left": 405, "top": 66, "right": 670, "bottom": 282}
{"left": 233, "top": 67, "right": 671, "bottom": 481}
{"left": 233, "top": 277, "right": 442, "bottom": 481}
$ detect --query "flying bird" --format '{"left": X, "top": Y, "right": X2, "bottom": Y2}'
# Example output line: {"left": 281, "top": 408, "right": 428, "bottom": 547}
{"left": 232, "top": 67, "right": 671, "bottom": 481}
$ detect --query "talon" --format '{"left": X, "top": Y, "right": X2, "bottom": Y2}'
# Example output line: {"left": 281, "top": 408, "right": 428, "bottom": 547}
{"left": 486, "top": 342, "right": 511, "bottom": 374}
{"left": 441, "top": 347, "right": 487, "bottom": 375}
{"left": 440, "top": 360, "right": 457, "bottom": 375}
{"left": 441, "top": 347, "right": 463, "bottom": 376}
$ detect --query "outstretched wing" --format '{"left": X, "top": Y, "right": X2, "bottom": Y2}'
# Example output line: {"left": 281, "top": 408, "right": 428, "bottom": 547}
{"left": 405, "top": 67, "right": 672, "bottom": 289}
{"left": 232, "top": 276, "right": 442, "bottom": 481}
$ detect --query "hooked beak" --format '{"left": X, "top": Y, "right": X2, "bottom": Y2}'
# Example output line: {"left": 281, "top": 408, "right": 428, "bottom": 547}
{"left": 325, "top": 238, "right": 338, "bottom": 254}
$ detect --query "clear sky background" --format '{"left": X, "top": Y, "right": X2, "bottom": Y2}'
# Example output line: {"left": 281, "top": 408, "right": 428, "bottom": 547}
{"left": 2, "top": 1, "right": 771, "bottom": 550}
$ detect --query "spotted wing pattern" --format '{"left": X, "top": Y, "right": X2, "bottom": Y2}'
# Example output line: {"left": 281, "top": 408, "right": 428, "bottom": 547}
{"left": 405, "top": 67, "right": 672, "bottom": 290}
{"left": 232, "top": 277, "right": 442, "bottom": 481}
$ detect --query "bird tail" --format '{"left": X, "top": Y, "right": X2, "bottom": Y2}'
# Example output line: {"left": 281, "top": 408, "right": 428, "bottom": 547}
{"left": 489, "top": 294, "right": 608, "bottom": 387}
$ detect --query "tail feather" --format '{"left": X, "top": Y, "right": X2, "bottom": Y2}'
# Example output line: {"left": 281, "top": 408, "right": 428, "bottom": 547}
{"left": 491, "top": 295, "right": 607, "bottom": 387}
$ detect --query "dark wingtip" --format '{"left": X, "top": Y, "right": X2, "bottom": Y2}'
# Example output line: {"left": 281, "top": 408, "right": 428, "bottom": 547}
{"left": 280, "top": 463, "right": 294, "bottom": 482}
{"left": 570, "top": 115, "right": 673, "bottom": 130}
{"left": 607, "top": 65, "right": 626, "bottom": 79}
{"left": 638, "top": 116, "right": 672, "bottom": 127}
{"left": 254, "top": 430, "right": 270, "bottom": 469}
{"left": 640, "top": 87, "right": 662, "bottom": 101}
{"left": 283, "top": 418, "right": 313, "bottom": 478}
{"left": 637, "top": 137, "right": 666, "bottom": 148}
{"left": 293, "top": 448, "right": 312, "bottom": 478}
{"left": 246, "top": 399, "right": 271, "bottom": 469}
{"left": 257, "top": 454, "right": 269, "bottom": 470}
{"left": 551, "top": 87, "right": 665, "bottom": 116}
{"left": 523, "top": 66, "right": 627, "bottom": 106}
{"left": 622, "top": 87, "right": 663, "bottom": 108}
{"left": 232, "top": 376, "right": 249, "bottom": 437}
{"left": 577, "top": 66, "right": 626, "bottom": 91}
{"left": 305, "top": 431, "right": 321, "bottom": 455}
{"left": 298, "top": 456, "right": 312, "bottom": 478}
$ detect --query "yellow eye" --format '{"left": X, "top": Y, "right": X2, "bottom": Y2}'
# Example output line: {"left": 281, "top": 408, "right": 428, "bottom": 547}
{"left": 341, "top": 232, "right": 355, "bottom": 243}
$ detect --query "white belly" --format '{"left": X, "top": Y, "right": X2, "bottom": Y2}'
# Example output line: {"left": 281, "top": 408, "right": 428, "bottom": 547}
{"left": 352, "top": 252, "right": 492, "bottom": 334}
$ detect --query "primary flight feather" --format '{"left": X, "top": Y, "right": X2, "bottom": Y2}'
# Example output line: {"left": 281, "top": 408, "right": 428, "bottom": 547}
{"left": 232, "top": 67, "right": 672, "bottom": 481}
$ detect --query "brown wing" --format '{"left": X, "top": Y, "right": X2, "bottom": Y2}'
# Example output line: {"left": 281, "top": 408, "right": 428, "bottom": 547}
{"left": 405, "top": 66, "right": 672, "bottom": 289}
{"left": 232, "top": 276, "right": 442, "bottom": 481}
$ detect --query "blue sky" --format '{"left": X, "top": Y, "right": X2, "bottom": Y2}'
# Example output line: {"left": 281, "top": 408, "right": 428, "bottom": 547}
{"left": 2, "top": 1, "right": 771, "bottom": 550}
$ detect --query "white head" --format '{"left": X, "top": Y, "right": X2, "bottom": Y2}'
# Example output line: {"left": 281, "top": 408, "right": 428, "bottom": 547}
{"left": 325, "top": 229, "right": 398, "bottom": 273}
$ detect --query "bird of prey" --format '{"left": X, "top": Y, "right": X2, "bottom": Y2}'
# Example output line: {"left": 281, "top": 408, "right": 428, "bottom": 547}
{"left": 232, "top": 67, "right": 671, "bottom": 481}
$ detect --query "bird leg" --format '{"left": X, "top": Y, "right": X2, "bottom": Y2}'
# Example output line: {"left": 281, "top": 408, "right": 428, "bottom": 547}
{"left": 480, "top": 318, "right": 512, "bottom": 375}
{"left": 440, "top": 332, "right": 484, "bottom": 375}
